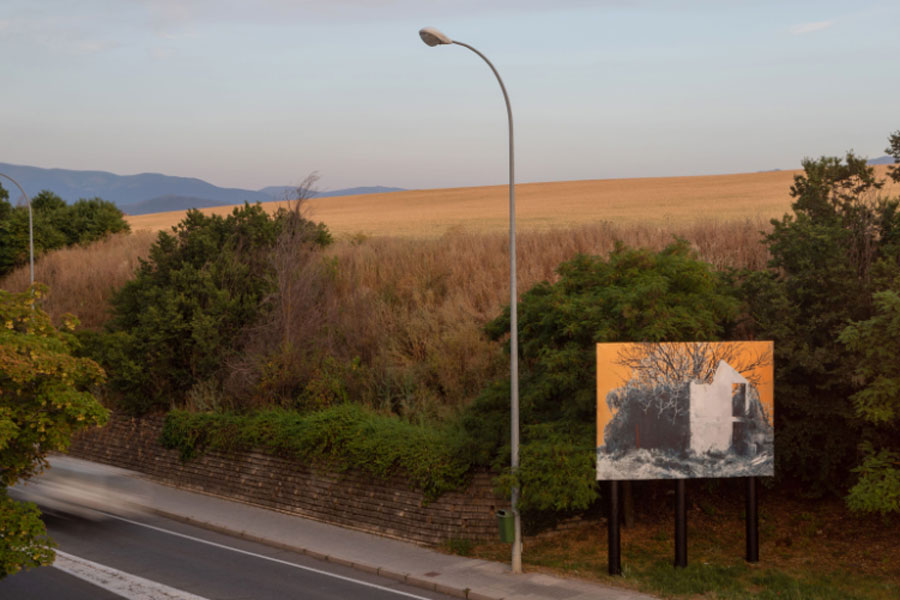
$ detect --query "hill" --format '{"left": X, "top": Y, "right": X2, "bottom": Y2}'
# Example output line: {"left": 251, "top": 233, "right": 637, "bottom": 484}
{"left": 258, "top": 185, "right": 405, "bottom": 199}
{"left": 127, "top": 195, "right": 231, "bottom": 215}
{"left": 0, "top": 162, "right": 403, "bottom": 214}
{"left": 126, "top": 165, "right": 900, "bottom": 239}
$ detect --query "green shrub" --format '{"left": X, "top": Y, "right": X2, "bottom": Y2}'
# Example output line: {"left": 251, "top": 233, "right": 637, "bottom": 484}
{"left": 94, "top": 203, "right": 331, "bottom": 414}
{"left": 465, "top": 240, "right": 740, "bottom": 511}
{"left": 160, "top": 404, "right": 470, "bottom": 501}
{"left": 495, "top": 424, "right": 597, "bottom": 512}
{"left": 845, "top": 444, "right": 900, "bottom": 515}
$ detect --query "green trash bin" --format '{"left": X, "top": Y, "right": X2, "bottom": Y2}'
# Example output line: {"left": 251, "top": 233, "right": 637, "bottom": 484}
{"left": 497, "top": 509, "right": 515, "bottom": 543}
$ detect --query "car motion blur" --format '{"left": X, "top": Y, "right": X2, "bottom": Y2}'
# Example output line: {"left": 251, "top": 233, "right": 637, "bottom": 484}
{"left": 10, "top": 455, "right": 147, "bottom": 520}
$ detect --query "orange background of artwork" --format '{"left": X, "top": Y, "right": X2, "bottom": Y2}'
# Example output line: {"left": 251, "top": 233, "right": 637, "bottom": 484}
{"left": 596, "top": 341, "right": 774, "bottom": 447}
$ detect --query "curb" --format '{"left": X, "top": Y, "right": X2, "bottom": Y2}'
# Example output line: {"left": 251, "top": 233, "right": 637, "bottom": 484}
{"left": 149, "top": 507, "right": 502, "bottom": 600}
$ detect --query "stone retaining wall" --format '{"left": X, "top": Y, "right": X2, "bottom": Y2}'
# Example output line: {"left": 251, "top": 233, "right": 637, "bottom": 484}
{"left": 67, "top": 414, "right": 504, "bottom": 545}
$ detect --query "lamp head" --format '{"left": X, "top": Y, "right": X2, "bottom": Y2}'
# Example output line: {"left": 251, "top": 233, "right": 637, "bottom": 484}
{"left": 419, "top": 27, "right": 452, "bottom": 46}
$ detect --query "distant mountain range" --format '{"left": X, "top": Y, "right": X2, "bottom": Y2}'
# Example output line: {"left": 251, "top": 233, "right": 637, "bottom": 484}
{"left": 0, "top": 162, "right": 404, "bottom": 215}
{"left": 2, "top": 158, "right": 893, "bottom": 217}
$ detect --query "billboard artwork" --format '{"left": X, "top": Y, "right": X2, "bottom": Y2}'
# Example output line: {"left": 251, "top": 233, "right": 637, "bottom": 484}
{"left": 596, "top": 342, "right": 774, "bottom": 480}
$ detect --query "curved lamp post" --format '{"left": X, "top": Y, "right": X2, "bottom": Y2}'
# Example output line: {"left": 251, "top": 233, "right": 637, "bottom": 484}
{"left": 0, "top": 173, "right": 34, "bottom": 286}
{"left": 418, "top": 26, "right": 522, "bottom": 574}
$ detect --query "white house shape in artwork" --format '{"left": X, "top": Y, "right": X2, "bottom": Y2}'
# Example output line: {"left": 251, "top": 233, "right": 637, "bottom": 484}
{"left": 688, "top": 360, "right": 748, "bottom": 454}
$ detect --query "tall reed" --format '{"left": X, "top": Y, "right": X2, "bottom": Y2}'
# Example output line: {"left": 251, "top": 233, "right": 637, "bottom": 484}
{"left": 234, "top": 219, "right": 771, "bottom": 420}
{"left": 0, "top": 231, "right": 156, "bottom": 330}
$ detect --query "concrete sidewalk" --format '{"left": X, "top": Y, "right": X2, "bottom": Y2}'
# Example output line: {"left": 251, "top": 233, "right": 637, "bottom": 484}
{"left": 135, "top": 476, "right": 658, "bottom": 600}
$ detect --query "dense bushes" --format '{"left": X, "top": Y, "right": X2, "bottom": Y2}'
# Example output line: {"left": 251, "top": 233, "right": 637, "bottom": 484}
{"left": 83, "top": 202, "right": 331, "bottom": 414}
{"left": 0, "top": 188, "right": 128, "bottom": 277}
{"left": 462, "top": 241, "right": 741, "bottom": 511}
{"left": 740, "top": 144, "right": 900, "bottom": 499}
{"left": 839, "top": 289, "right": 900, "bottom": 514}
{"left": 160, "top": 404, "right": 470, "bottom": 501}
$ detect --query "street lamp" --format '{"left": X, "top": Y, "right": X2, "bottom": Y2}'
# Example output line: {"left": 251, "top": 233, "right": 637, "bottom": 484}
{"left": 418, "top": 26, "right": 522, "bottom": 574}
{"left": 0, "top": 173, "right": 34, "bottom": 286}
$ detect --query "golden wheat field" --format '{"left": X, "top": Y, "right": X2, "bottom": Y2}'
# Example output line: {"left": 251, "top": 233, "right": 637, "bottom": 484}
{"left": 122, "top": 169, "right": 825, "bottom": 237}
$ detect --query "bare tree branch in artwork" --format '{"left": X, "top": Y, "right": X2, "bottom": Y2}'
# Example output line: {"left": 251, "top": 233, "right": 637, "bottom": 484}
{"left": 615, "top": 342, "right": 772, "bottom": 389}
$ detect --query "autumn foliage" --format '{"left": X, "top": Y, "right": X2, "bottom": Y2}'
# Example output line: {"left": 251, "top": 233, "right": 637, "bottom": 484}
{"left": 0, "top": 285, "right": 108, "bottom": 577}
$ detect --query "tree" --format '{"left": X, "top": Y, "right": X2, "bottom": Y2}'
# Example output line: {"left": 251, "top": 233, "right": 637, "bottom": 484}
{"left": 0, "top": 286, "right": 108, "bottom": 577}
{"left": 465, "top": 241, "right": 740, "bottom": 511}
{"left": 94, "top": 202, "right": 331, "bottom": 414}
{"left": 614, "top": 341, "right": 771, "bottom": 392}
{"left": 499, "top": 240, "right": 739, "bottom": 426}
{"left": 0, "top": 190, "right": 130, "bottom": 278}
{"left": 741, "top": 143, "right": 900, "bottom": 495}
{"left": 30, "top": 191, "right": 66, "bottom": 213}
{"left": 839, "top": 288, "right": 900, "bottom": 514}
{"left": 887, "top": 130, "right": 900, "bottom": 184}
{"left": 28, "top": 192, "right": 69, "bottom": 255}
{"left": 64, "top": 197, "right": 130, "bottom": 245}
{"left": 0, "top": 183, "right": 11, "bottom": 220}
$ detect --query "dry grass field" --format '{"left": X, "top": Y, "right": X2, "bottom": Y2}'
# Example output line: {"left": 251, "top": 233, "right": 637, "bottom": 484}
{"left": 127, "top": 168, "right": 866, "bottom": 237}
{"left": 7, "top": 165, "right": 894, "bottom": 337}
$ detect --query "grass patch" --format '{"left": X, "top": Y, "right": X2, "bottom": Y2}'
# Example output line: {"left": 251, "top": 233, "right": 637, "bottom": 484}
{"left": 444, "top": 538, "right": 475, "bottom": 557}
{"left": 461, "top": 491, "right": 900, "bottom": 600}
{"left": 642, "top": 560, "right": 747, "bottom": 596}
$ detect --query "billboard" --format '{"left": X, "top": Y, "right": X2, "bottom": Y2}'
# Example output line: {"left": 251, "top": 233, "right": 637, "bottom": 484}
{"left": 596, "top": 341, "right": 773, "bottom": 480}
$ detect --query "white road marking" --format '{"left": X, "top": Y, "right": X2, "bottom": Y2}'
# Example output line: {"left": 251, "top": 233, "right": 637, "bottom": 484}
{"left": 109, "top": 514, "right": 437, "bottom": 600}
{"left": 53, "top": 550, "right": 209, "bottom": 600}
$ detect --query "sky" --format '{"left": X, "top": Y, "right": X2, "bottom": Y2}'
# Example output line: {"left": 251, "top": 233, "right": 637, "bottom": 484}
{"left": 2, "top": 0, "right": 899, "bottom": 193}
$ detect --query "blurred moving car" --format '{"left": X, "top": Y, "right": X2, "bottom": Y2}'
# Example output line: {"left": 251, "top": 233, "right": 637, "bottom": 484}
{"left": 10, "top": 455, "right": 147, "bottom": 520}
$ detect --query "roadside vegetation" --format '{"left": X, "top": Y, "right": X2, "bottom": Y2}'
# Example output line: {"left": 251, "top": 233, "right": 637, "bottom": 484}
{"left": 1, "top": 131, "right": 899, "bottom": 592}
{"left": 0, "top": 188, "right": 129, "bottom": 278}
{"left": 0, "top": 286, "right": 109, "bottom": 577}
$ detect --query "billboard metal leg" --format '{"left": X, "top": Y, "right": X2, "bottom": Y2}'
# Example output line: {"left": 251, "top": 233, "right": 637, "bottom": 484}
{"left": 745, "top": 476, "right": 759, "bottom": 563}
{"left": 608, "top": 480, "right": 621, "bottom": 575}
{"left": 674, "top": 479, "right": 687, "bottom": 568}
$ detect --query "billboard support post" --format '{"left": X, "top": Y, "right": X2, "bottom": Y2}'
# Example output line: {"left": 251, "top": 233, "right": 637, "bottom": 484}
{"left": 745, "top": 476, "right": 759, "bottom": 562}
{"left": 608, "top": 480, "right": 621, "bottom": 575}
{"left": 674, "top": 479, "right": 687, "bottom": 568}
{"left": 596, "top": 342, "right": 774, "bottom": 571}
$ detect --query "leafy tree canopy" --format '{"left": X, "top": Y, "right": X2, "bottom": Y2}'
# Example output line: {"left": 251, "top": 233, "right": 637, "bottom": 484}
{"left": 0, "top": 286, "right": 108, "bottom": 577}
{"left": 466, "top": 241, "right": 740, "bottom": 511}
{"left": 92, "top": 202, "right": 332, "bottom": 414}
{"left": 0, "top": 190, "right": 130, "bottom": 278}
{"left": 840, "top": 288, "right": 900, "bottom": 514}
{"left": 489, "top": 240, "right": 740, "bottom": 425}
{"left": 741, "top": 134, "right": 900, "bottom": 497}
{"left": 887, "top": 129, "right": 900, "bottom": 184}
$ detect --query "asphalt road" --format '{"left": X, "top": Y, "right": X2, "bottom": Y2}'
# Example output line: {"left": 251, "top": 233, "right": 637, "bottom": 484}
{"left": 0, "top": 512, "right": 457, "bottom": 600}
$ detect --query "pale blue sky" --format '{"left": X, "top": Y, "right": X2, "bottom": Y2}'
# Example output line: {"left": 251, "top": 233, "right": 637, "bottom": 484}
{"left": 2, "top": 1, "right": 898, "bottom": 192}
